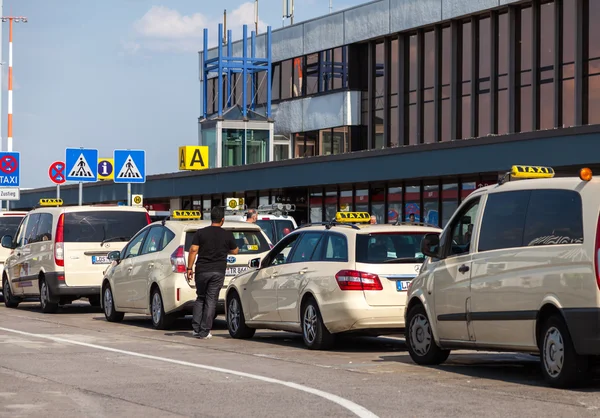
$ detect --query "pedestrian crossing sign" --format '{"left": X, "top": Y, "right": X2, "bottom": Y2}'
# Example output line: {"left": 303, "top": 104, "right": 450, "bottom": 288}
{"left": 113, "top": 149, "right": 146, "bottom": 184}
{"left": 65, "top": 148, "right": 98, "bottom": 182}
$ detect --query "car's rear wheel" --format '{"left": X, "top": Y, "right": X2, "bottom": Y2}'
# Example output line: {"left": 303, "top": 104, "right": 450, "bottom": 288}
{"left": 405, "top": 304, "right": 450, "bottom": 365}
{"left": 301, "top": 298, "right": 335, "bottom": 350}
{"left": 2, "top": 276, "right": 20, "bottom": 308}
{"left": 39, "top": 279, "right": 59, "bottom": 314}
{"left": 540, "top": 315, "right": 590, "bottom": 388}
{"left": 103, "top": 284, "right": 124, "bottom": 322}
{"left": 150, "top": 287, "right": 175, "bottom": 330}
{"left": 227, "top": 292, "right": 255, "bottom": 339}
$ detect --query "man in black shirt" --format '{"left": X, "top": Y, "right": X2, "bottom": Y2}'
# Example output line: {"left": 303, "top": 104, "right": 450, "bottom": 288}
{"left": 187, "top": 207, "right": 238, "bottom": 339}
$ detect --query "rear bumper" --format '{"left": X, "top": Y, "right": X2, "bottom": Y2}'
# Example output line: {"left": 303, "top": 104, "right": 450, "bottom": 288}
{"left": 322, "top": 296, "right": 405, "bottom": 334}
{"left": 45, "top": 272, "right": 100, "bottom": 300}
{"left": 563, "top": 308, "right": 600, "bottom": 355}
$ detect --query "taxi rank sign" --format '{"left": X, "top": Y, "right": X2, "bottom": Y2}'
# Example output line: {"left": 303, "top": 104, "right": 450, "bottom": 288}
{"left": 0, "top": 152, "right": 20, "bottom": 186}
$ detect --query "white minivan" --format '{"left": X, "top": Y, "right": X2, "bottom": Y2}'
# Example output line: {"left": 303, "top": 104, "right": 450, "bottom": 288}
{"left": 1, "top": 203, "right": 151, "bottom": 313}
{"left": 0, "top": 211, "right": 27, "bottom": 300}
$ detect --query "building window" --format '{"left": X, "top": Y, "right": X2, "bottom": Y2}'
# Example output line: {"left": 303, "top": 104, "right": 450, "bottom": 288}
{"left": 202, "top": 127, "right": 217, "bottom": 168}
{"left": 281, "top": 59, "right": 292, "bottom": 100}
{"left": 310, "top": 189, "right": 323, "bottom": 222}
{"left": 519, "top": 6, "right": 533, "bottom": 132}
{"left": 441, "top": 26, "right": 452, "bottom": 141}
{"left": 355, "top": 188, "right": 369, "bottom": 213}
{"left": 374, "top": 42, "right": 385, "bottom": 149}
{"left": 333, "top": 47, "right": 345, "bottom": 90}
{"left": 272, "top": 63, "right": 281, "bottom": 101}
{"left": 306, "top": 53, "right": 319, "bottom": 95}
{"left": 340, "top": 189, "right": 352, "bottom": 211}
{"left": 405, "top": 184, "right": 421, "bottom": 222}
{"left": 588, "top": 0, "right": 600, "bottom": 124}
{"left": 442, "top": 182, "right": 459, "bottom": 227}
{"left": 407, "top": 34, "right": 418, "bottom": 145}
{"left": 222, "top": 128, "right": 243, "bottom": 167}
{"left": 387, "top": 184, "right": 402, "bottom": 223}
{"left": 324, "top": 188, "right": 338, "bottom": 221}
{"left": 246, "top": 130, "right": 269, "bottom": 165}
{"left": 562, "top": 0, "right": 576, "bottom": 127}
{"left": 274, "top": 142, "right": 289, "bottom": 161}
{"left": 256, "top": 71, "right": 267, "bottom": 105}
{"left": 371, "top": 185, "right": 385, "bottom": 223}
{"left": 293, "top": 57, "right": 303, "bottom": 97}
{"left": 497, "top": 12, "right": 509, "bottom": 135}
{"left": 233, "top": 73, "right": 241, "bottom": 106}
{"left": 207, "top": 78, "right": 215, "bottom": 115}
{"left": 321, "top": 50, "right": 333, "bottom": 92}
{"left": 461, "top": 20, "right": 472, "bottom": 139}
{"left": 540, "top": 2, "right": 555, "bottom": 130}
{"left": 294, "top": 131, "right": 318, "bottom": 158}
{"left": 390, "top": 37, "right": 399, "bottom": 146}
{"left": 478, "top": 17, "right": 491, "bottom": 137}
{"left": 423, "top": 182, "right": 439, "bottom": 225}
{"left": 424, "top": 30, "right": 435, "bottom": 143}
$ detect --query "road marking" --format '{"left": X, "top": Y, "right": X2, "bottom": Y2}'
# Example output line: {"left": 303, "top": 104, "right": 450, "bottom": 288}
{"left": 0, "top": 327, "right": 378, "bottom": 418}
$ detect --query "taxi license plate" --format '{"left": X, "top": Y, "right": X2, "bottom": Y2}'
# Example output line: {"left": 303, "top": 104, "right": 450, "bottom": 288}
{"left": 396, "top": 280, "right": 411, "bottom": 292}
{"left": 226, "top": 267, "right": 249, "bottom": 276}
{"left": 92, "top": 256, "right": 110, "bottom": 265}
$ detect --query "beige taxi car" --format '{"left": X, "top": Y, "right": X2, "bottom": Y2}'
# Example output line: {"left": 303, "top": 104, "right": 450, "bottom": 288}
{"left": 0, "top": 210, "right": 27, "bottom": 301}
{"left": 225, "top": 212, "right": 442, "bottom": 349}
{"left": 405, "top": 165, "right": 600, "bottom": 388}
{"left": 101, "top": 210, "right": 272, "bottom": 329}
{"left": 1, "top": 199, "right": 151, "bottom": 312}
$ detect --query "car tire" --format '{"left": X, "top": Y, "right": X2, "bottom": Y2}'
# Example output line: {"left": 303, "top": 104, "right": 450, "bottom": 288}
{"left": 2, "top": 276, "right": 20, "bottom": 308}
{"left": 301, "top": 298, "right": 335, "bottom": 350}
{"left": 39, "top": 279, "right": 59, "bottom": 314}
{"left": 103, "top": 284, "right": 124, "bottom": 323}
{"left": 540, "top": 315, "right": 590, "bottom": 388}
{"left": 405, "top": 304, "right": 450, "bottom": 365}
{"left": 227, "top": 292, "right": 255, "bottom": 339}
{"left": 150, "top": 287, "right": 175, "bottom": 330}
{"left": 88, "top": 295, "right": 101, "bottom": 307}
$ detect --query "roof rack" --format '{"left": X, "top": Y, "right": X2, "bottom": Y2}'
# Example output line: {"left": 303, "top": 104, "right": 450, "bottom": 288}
{"left": 257, "top": 203, "right": 295, "bottom": 216}
{"left": 298, "top": 220, "right": 361, "bottom": 230}
{"left": 394, "top": 221, "right": 439, "bottom": 228}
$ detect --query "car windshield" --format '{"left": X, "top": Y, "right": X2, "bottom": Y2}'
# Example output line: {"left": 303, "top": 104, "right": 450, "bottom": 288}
{"left": 63, "top": 211, "right": 149, "bottom": 243}
{"left": 356, "top": 232, "right": 428, "bottom": 264}
{"left": 0, "top": 216, "right": 24, "bottom": 238}
{"left": 256, "top": 219, "right": 295, "bottom": 243}
{"left": 185, "top": 229, "right": 270, "bottom": 254}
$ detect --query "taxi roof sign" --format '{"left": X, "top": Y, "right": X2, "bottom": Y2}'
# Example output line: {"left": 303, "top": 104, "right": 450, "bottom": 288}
{"left": 39, "top": 198, "right": 63, "bottom": 207}
{"left": 171, "top": 210, "right": 201, "bottom": 220}
{"left": 335, "top": 212, "right": 371, "bottom": 223}
{"left": 511, "top": 165, "right": 555, "bottom": 179}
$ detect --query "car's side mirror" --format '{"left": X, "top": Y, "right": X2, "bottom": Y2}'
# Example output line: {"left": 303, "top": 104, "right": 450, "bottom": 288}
{"left": 1, "top": 235, "right": 14, "bottom": 249}
{"left": 249, "top": 258, "right": 261, "bottom": 268}
{"left": 108, "top": 250, "right": 121, "bottom": 262}
{"left": 421, "top": 233, "right": 441, "bottom": 258}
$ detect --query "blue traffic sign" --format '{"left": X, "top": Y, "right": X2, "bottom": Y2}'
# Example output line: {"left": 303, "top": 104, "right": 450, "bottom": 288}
{"left": 0, "top": 152, "right": 20, "bottom": 187}
{"left": 113, "top": 149, "right": 146, "bottom": 184}
{"left": 66, "top": 148, "right": 98, "bottom": 182}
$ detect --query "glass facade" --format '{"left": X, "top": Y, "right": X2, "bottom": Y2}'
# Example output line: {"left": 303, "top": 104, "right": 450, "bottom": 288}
{"left": 221, "top": 128, "right": 270, "bottom": 168}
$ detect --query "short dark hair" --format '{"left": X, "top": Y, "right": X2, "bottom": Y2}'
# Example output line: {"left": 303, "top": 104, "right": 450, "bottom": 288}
{"left": 211, "top": 206, "right": 225, "bottom": 223}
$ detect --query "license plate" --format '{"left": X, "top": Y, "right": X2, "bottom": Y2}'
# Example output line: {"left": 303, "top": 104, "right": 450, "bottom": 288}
{"left": 226, "top": 267, "right": 249, "bottom": 276}
{"left": 92, "top": 255, "right": 110, "bottom": 265}
{"left": 396, "top": 280, "right": 411, "bottom": 291}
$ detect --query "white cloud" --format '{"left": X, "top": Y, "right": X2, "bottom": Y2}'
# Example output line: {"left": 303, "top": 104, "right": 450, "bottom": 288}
{"left": 128, "top": 3, "right": 267, "bottom": 54}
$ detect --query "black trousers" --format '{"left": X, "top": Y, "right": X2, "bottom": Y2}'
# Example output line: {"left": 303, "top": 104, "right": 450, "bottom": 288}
{"left": 192, "top": 271, "right": 225, "bottom": 336}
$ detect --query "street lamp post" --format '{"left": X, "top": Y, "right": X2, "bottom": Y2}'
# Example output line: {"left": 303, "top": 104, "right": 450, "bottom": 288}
{"left": 1, "top": 15, "right": 27, "bottom": 211}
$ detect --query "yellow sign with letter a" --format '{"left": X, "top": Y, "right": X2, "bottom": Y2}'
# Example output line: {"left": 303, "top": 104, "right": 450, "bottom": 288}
{"left": 179, "top": 146, "right": 209, "bottom": 171}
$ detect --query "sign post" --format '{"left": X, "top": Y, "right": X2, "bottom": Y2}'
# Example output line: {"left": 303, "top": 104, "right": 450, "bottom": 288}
{"left": 65, "top": 148, "right": 98, "bottom": 206}
{"left": 48, "top": 161, "right": 66, "bottom": 200}
{"left": 0, "top": 152, "right": 21, "bottom": 209}
{"left": 114, "top": 149, "right": 146, "bottom": 205}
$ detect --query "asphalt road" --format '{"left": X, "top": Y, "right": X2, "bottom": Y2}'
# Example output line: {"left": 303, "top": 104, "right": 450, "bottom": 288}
{"left": 0, "top": 300, "right": 599, "bottom": 418}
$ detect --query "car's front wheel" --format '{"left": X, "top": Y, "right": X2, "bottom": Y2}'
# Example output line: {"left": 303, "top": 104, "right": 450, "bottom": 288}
{"left": 227, "top": 292, "right": 255, "bottom": 339}
{"left": 405, "top": 303, "right": 450, "bottom": 365}
{"left": 103, "top": 284, "right": 124, "bottom": 323}
{"left": 2, "top": 276, "right": 20, "bottom": 308}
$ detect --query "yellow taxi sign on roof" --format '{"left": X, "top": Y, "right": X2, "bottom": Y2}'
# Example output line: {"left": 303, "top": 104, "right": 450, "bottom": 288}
{"left": 172, "top": 210, "right": 201, "bottom": 220}
{"left": 39, "top": 198, "right": 63, "bottom": 207}
{"left": 511, "top": 165, "right": 555, "bottom": 179}
{"left": 335, "top": 212, "right": 371, "bottom": 223}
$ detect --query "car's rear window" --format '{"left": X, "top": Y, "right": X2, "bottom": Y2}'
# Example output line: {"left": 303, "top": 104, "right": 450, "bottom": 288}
{"left": 356, "top": 232, "right": 427, "bottom": 264}
{"left": 63, "top": 211, "right": 149, "bottom": 243}
{"left": 185, "top": 229, "right": 270, "bottom": 254}
{"left": 256, "top": 219, "right": 295, "bottom": 243}
{"left": 0, "top": 216, "right": 24, "bottom": 238}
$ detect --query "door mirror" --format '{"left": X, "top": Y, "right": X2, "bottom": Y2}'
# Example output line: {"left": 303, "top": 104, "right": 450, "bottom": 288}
{"left": 108, "top": 250, "right": 121, "bottom": 262}
{"left": 1, "top": 235, "right": 13, "bottom": 249}
{"left": 421, "top": 233, "right": 440, "bottom": 258}
{"left": 248, "top": 258, "right": 261, "bottom": 268}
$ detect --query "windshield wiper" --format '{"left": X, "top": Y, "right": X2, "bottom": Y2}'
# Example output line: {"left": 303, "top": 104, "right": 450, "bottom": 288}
{"left": 101, "top": 236, "right": 131, "bottom": 246}
{"left": 383, "top": 257, "right": 423, "bottom": 263}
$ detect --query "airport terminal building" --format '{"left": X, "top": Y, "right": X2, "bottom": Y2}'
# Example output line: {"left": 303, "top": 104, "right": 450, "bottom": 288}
{"left": 17, "top": 0, "right": 600, "bottom": 226}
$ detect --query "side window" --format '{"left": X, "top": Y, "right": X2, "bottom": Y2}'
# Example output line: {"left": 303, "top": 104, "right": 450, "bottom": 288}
{"left": 267, "top": 233, "right": 300, "bottom": 266}
{"left": 523, "top": 190, "right": 583, "bottom": 246}
{"left": 446, "top": 197, "right": 481, "bottom": 257}
{"left": 141, "top": 227, "right": 164, "bottom": 255}
{"left": 13, "top": 218, "right": 26, "bottom": 248}
{"left": 160, "top": 228, "right": 176, "bottom": 251}
{"left": 478, "top": 191, "right": 531, "bottom": 252}
{"left": 33, "top": 214, "right": 53, "bottom": 243}
{"left": 123, "top": 230, "right": 149, "bottom": 258}
{"left": 323, "top": 233, "right": 348, "bottom": 262}
{"left": 290, "top": 232, "right": 323, "bottom": 263}
{"left": 23, "top": 214, "right": 41, "bottom": 246}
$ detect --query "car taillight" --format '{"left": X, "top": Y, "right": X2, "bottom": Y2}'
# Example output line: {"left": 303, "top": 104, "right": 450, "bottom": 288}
{"left": 335, "top": 270, "right": 383, "bottom": 291}
{"left": 146, "top": 213, "right": 152, "bottom": 224}
{"left": 54, "top": 213, "right": 64, "bottom": 267}
{"left": 595, "top": 213, "right": 600, "bottom": 291}
{"left": 170, "top": 245, "right": 186, "bottom": 273}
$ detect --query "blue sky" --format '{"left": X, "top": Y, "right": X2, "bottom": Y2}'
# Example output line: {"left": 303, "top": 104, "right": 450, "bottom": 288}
{"left": 3, "top": 0, "right": 365, "bottom": 188}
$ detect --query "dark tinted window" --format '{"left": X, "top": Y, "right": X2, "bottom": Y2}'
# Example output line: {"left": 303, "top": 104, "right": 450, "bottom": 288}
{"left": 356, "top": 232, "right": 427, "bottom": 264}
{"left": 478, "top": 191, "right": 530, "bottom": 252}
{"left": 0, "top": 215, "right": 24, "bottom": 239}
{"left": 161, "top": 228, "right": 175, "bottom": 250}
{"left": 185, "top": 229, "right": 269, "bottom": 254}
{"left": 141, "top": 226, "right": 164, "bottom": 255}
{"left": 63, "top": 211, "right": 149, "bottom": 243}
{"left": 256, "top": 219, "right": 295, "bottom": 243}
{"left": 32, "top": 213, "right": 53, "bottom": 243}
{"left": 24, "top": 214, "right": 41, "bottom": 245}
{"left": 290, "top": 232, "right": 323, "bottom": 263}
{"left": 523, "top": 190, "right": 583, "bottom": 246}
{"left": 323, "top": 233, "right": 348, "bottom": 262}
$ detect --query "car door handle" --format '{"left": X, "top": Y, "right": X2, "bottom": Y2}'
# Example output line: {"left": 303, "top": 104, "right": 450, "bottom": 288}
{"left": 299, "top": 267, "right": 308, "bottom": 275}
{"left": 127, "top": 267, "right": 133, "bottom": 272}
{"left": 148, "top": 263, "right": 154, "bottom": 269}
{"left": 458, "top": 264, "right": 470, "bottom": 274}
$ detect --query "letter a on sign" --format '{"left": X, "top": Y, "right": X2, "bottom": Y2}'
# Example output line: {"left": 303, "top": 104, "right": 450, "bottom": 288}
{"left": 178, "top": 146, "right": 209, "bottom": 171}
